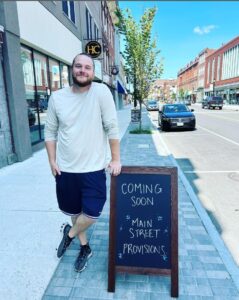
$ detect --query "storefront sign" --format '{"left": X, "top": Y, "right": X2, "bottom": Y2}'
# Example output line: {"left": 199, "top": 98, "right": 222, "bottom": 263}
{"left": 85, "top": 41, "right": 102, "bottom": 58}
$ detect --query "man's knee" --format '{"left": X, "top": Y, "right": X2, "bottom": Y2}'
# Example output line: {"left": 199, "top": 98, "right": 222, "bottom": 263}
{"left": 76, "top": 214, "right": 96, "bottom": 227}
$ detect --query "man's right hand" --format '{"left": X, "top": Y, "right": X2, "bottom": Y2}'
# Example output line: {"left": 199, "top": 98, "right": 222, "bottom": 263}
{"left": 50, "top": 161, "right": 61, "bottom": 177}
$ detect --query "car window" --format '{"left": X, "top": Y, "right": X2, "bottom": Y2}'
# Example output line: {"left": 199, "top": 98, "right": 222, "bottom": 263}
{"left": 163, "top": 104, "right": 189, "bottom": 113}
{"left": 213, "top": 97, "right": 223, "bottom": 101}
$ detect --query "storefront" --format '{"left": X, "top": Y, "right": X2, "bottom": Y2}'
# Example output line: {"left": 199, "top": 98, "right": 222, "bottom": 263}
{"left": 21, "top": 46, "right": 70, "bottom": 145}
{"left": 211, "top": 84, "right": 239, "bottom": 104}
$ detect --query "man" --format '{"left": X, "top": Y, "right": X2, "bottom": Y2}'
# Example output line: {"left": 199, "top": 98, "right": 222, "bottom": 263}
{"left": 44, "top": 53, "right": 121, "bottom": 272}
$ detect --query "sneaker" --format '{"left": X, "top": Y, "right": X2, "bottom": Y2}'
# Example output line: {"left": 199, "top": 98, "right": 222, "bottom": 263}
{"left": 57, "top": 223, "right": 73, "bottom": 258}
{"left": 74, "top": 244, "right": 92, "bottom": 272}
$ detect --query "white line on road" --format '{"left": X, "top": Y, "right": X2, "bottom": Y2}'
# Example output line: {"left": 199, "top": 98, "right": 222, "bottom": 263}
{"left": 184, "top": 170, "right": 239, "bottom": 173}
{"left": 197, "top": 125, "right": 239, "bottom": 147}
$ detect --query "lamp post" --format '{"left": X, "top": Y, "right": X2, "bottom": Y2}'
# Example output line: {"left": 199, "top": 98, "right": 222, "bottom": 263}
{"left": 212, "top": 78, "right": 215, "bottom": 96}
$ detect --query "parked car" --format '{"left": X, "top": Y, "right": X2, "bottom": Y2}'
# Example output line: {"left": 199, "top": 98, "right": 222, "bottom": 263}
{"left": 158, "top": 103, "right": 196, "bottom": 131}
{"left": 146, "top": 100, "right": 158, "bottom": 111}
{"left": 202, "top": 96, "right": 223, "bottom": 110}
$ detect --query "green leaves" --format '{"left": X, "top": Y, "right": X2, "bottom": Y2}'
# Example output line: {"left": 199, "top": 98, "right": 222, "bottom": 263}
{"left": 115, "top": 6, "right": 163, "bottom": 104}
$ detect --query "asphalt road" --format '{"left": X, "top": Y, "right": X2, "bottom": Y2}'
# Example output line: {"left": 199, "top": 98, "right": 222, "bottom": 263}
{"left": 150, "top": 104, "right": 239, "bottom": 265}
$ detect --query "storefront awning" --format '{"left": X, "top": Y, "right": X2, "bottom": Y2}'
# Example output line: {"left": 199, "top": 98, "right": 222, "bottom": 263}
{"left": 117, "top": 81, "right": 127, "bottom": 94}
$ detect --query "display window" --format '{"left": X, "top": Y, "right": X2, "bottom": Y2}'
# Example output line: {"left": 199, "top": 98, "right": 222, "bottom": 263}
{"left": 20, "top": 46, "right": 70, "bottom": 145}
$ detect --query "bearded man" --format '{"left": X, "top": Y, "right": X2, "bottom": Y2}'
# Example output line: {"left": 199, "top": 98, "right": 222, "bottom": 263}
{"left": 44, "top": 53, "right": 121, "bottom": 272}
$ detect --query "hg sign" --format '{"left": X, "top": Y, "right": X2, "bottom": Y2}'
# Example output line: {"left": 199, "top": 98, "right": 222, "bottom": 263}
{"left": 85, "top": 41, "right": 102, "bottom": 58}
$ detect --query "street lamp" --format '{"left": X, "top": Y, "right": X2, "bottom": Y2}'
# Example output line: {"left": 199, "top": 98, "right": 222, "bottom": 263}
{"left": 212, "top": 78, "right": 215, "bottom": 96}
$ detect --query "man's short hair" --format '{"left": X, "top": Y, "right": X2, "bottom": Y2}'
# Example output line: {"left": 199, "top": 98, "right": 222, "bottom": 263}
{"left": 72, "top": 53, "right": 95, "bottom": 70}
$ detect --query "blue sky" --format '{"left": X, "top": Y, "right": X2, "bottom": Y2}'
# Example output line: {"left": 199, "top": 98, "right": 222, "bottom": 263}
{"left": 118, "top": 1, "right": 239, "bottom": 79}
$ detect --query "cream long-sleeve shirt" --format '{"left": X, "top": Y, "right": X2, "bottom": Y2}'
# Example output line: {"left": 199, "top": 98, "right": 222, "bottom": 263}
{"left": 44, "top": 82, "right": 119, "bottom": 173}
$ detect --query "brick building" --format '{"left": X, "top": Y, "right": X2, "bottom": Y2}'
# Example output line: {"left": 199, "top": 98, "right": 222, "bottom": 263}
{"left": 204, "top": 36, "right": 239, "bottom": 104}
{"left": 177, "top": 57, "right": 199, "bottom": 102}
{"left": 149, "top": 79, "right": 177, "bottom": 102}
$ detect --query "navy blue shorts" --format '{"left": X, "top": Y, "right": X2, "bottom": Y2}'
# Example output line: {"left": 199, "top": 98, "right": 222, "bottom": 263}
{"left": 55, "top": 169, "right": 106, "bottom": 219}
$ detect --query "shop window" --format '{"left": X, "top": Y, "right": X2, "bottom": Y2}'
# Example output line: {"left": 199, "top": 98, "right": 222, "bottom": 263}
{"left": 60, "top": 64, "right": 69, "bottom": 88}
{"left": 49, "top": 59, "right": 60, "bottom": 91}
{"left": 21, "top": 47, "right": 40, "bottom": 144}
{"left": 33, "top": 52, "right": 50, "bottom": 141}
{"left": 21, "top": 45, "right": 70, "bottom": 146}
{"left": 33, "top": 52, "right": 49, "bottom": 92}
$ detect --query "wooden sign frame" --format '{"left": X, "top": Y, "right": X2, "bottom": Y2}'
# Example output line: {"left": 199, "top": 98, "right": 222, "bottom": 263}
{"left": 108, "top": 166, "right": 178, "bottom": 298}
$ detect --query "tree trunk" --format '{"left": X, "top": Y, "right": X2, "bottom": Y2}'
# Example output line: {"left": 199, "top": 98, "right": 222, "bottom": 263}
{"left": 139, "top": 100, "right": 142, "bottom": 131}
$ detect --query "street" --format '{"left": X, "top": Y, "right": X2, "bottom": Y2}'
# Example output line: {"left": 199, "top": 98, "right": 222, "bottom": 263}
{"left": 150, "top": 104, "right": 239, "bottom": 265}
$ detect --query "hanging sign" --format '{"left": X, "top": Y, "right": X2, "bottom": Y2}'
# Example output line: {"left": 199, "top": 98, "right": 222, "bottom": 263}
{"left": 85, "top": 41, "right": 102, "bottom": 58}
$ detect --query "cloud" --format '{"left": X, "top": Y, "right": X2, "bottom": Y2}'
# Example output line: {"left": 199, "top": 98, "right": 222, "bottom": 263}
{"left": 193, "top": 25, "right": 217, "bottom": 35}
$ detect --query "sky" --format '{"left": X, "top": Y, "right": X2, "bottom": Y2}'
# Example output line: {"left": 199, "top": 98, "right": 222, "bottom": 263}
{"left": 118, "top": 1, "right": 239, "bottom": 79}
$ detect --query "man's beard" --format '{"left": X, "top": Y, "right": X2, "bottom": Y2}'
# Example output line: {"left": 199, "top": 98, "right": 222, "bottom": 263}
{"left": 72, "top": 75, "right": 93, "bottom": 87}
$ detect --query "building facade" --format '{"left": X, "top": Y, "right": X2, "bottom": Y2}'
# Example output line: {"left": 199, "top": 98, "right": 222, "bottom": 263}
{"left": 0, "top": 0, "right": 126, "bottom": 169}
{"left": 150, "top": 79, "right": 177, "bottom": 102}
{"left": 204, "top": 36, "right": 239, "bottom": 104}
{"left": 177, "top": 58, "right": 198, "bottom": 102}
{"left": 197, "top": 48, "right": 215, "bottom": 102}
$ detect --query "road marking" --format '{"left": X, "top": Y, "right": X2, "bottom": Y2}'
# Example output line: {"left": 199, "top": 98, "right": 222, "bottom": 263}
{"left": 197, "top": 125, "right": 239, "bottom": 147}
{"left": 184, "top": 170, "right": 239, "bottom": 174}
{"left": 196, "top": 112, "right": 239, "bottom": 123}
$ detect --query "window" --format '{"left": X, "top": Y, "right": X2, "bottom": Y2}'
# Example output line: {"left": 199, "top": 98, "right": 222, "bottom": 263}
{"left": 21, "top": 45, "right": 70, "bottom": 145}
{"left": 33, "top": 52, "right": 48, "bottom": 90}
{"left": 49, "top": 59, "right": 60, "bottom": 91}
{"left": 211, "top": 58, "right": 215, "bottom": 82}
{"left": 207, "top": 61, "right": 210, "bottom": 84}
{"left": 60, "top": 64, "right": 69, "bottom": 88}
{"left": 86, "top": 8, "right": 92, "bottom": 39}
{"left": 62, "top": 1, "right": 75, "bottom": 23}
{"left": 217, "top": 55, "right": 221, "bottom": 81}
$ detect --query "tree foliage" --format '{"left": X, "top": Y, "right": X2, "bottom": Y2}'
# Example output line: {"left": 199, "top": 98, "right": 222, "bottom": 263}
{"left": 115, "top": 7, "right": 163, "bottom": 106}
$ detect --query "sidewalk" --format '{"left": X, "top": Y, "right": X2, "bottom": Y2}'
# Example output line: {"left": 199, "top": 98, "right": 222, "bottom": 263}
{"left": 1, "top": 106, "right": 239, "bottom": 299}
{"left": 0, "top": 105, "right": 131, "bottom": 300}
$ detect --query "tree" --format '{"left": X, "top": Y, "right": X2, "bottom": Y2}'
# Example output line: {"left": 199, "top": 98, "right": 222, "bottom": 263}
{"left": 115, "top": 7, "right": 163, "bottom": 130}
{"left": 179, "top": 88, "right": 185, "bottom": 100}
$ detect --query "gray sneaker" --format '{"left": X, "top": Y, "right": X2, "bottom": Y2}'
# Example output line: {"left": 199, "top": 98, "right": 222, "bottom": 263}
{"left": 74, "top": 244, "right": 92, "bottom": 272}
{"left": 57, "top": 223, "right": 73, "bottom": 258}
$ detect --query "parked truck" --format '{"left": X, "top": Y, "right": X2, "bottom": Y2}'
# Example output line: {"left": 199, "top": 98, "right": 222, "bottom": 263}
{"left": 202, "top": 96, "right": 223, "bottom": 110}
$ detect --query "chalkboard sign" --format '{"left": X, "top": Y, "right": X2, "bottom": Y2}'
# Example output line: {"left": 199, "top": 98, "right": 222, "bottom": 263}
{"left": 108, "top": 166, "right": 178, "bottom": 298}
{"left": 131, "top": 109, "right": 141, "bottom": 123}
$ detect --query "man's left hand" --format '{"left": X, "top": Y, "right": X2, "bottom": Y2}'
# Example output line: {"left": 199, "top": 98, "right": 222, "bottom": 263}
{"left": 107, "top": 160, "right": 121, "bottom": 176}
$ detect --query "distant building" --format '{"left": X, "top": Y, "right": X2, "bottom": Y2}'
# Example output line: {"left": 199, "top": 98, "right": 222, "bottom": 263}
{"left": 177, "top": 57, "right": 199, "bottom": 102}
{"left": 149, "top": 79, "right": 177, "bottom": 102}
{"left": 177, "top": 35, "right": 239, "bottom": 104}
